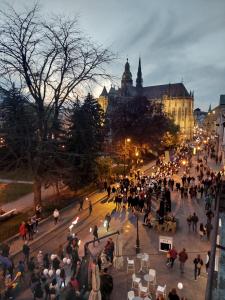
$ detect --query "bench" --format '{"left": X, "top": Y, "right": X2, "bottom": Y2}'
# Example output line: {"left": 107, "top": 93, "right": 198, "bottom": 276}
{"left": 0, "top": 209, "right": 17, "bottom": 221}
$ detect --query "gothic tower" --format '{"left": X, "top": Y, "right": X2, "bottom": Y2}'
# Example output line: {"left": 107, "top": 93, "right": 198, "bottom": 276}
{"left": 136, "top": 57, "right": 143, "bottom": 89}
{"left": 121, "top": 59, "right": 133, "bottom": 96}
{"left": 98, "top": 86, "right": 108, "bottom": 113}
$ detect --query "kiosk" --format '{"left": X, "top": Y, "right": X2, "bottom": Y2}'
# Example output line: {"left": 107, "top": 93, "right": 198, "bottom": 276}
{"left": 159, "top": 236, "right": 173, "bottom": 252}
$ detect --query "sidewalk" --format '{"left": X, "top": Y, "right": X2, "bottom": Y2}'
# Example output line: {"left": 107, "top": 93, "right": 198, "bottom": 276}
{"left": 0, "top": 179, "right": 33, "bottom": 184}
{"left": 1, "top": 186, "right": 56, "bottom": 212}
{"left": 7, "top": 189, "right": 108, "bottom": 257}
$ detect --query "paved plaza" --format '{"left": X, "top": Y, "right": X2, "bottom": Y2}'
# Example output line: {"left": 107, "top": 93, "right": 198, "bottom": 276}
{"left": 2, "top": 153, "right": 217, "bottom": 300}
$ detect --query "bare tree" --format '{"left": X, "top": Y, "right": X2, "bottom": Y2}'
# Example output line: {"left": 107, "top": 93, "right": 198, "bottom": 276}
{"left": 0, "top": 4, "right": 114, "bottom": 206}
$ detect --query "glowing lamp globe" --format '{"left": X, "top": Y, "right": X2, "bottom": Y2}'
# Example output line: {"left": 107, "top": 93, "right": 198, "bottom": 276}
{"left": 50, "top": 254, "right": 56, "bottom": 261}
{"left": 56, "top": 269, "right": 61, "bottom": 276}
{"left": 63, "top": 257, "right": 67, "bottom": 264}
{"left": 177, "top": 282, "right": 183, "bottom": 290}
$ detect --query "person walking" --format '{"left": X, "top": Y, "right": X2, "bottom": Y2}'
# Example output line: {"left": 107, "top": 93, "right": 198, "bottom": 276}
{"left": 19, "top": 221, "right": 27, "bottom": 241}
{"left": 104, "top": 213, "right": 111, "bottom": 232}
{"left": 193, "top": 254, "right": 203, "bottom": 280}
{"left": 78, "top": 198, "right": 84, "bottom": 211}
{"left": 179, "top": 248, "right": 188, "bottom": 274}
{"left": 93, "top": 225, "right": 100, "bottom": 247}
{"left": 205, "top": 221, "right": 213, "bottom": 240}
{"left": 205, "top": 251, "right": 211, "bottom": 274}
{"left": 199, "top": 223, "right": 206, "bottom": 239}
{"left": 169, "top": 246, "right": 178, "bottom": 268}
{"left": 168, "top": 288, "right": 180, "bottom": 300}
{"left": 191, "top": 212, "right": 199, "bottom": 232}
{"left": 27, "top": 219, "right": 34, "bottom": 240}
{"left": 100, "top": 268, "right": 113, "bottom": 300}
{"left": 107, "top": 185, "right": 111, "bottom": 198}
{"left": 18, "top": 260, "right": 25, "bottom": 282}
{"left": 35, "top": 205, "right": 42, "bottom": 219}
{"left": 53, "top": 209, "right": 59, "bottom": 224}
{"left": 22, "top": 241, "right": 30, "bottom": 265}
{"left": 37, "top": 250, "right": 44, "bottom": 269}
{"left": 89, "top": 200, "right": 92, "bottom": 216}
{"left": 186, "top": 215, "right": 192, "bottom": 232}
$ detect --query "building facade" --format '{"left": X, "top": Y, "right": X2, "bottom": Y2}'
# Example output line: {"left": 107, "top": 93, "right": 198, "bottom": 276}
{"left": 98, "top": 58, "right": 194, "bottom": 139}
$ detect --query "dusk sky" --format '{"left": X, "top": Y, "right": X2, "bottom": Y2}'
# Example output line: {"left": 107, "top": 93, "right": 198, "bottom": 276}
{"left": 2, "top": 0, "right": 225, "bottom": 110}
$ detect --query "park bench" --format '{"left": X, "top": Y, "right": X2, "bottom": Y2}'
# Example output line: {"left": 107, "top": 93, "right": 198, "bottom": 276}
{"left": 0, "top": 209, "right": 17, "bottom": 221}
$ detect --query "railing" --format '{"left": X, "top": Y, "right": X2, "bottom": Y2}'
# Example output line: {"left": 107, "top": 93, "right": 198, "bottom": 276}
{"left": 205, "top": 181, "right": 225, "bottom": 300}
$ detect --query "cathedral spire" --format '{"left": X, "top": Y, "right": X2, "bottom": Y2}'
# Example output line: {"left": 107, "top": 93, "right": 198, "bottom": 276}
{"left": 208, "top": 104, "right": 212, "bottom": 113}
{"left": 136, "top": 57, "right": 143, "bottom": 88}
{"left": 100, "top": 86, "right": 108, "bottom": 97}
{"left": 121, "top": 58, "right": 133, "bottom": 90}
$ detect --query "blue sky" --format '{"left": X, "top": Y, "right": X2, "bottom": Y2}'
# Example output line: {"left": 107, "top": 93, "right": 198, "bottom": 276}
{"left": 2, "top": 0, "right": 225, "bottom": 110}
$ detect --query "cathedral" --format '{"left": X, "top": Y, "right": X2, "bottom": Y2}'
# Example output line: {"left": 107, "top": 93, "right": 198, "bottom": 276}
{"left": 98, "top": 58, "right": 194, "bottom": 139}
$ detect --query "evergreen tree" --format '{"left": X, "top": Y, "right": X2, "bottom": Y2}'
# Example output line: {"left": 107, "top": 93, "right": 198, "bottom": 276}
{"left": 65, "top": 93, "right": 105, "bottom": 189}
{"left": 0, "top": 86, "right": 37, "bottom": 171}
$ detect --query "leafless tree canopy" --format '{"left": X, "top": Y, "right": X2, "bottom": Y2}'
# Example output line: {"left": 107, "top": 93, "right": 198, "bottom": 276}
{"left": 0, "top": 4, "right": 114, "bottom": 138}
{"left": 0, "top": 4, "right": 114, "bottom": 205}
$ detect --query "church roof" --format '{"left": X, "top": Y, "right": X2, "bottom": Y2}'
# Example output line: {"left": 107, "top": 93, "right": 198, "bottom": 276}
{"left": 100, "top": 86, "right": 108, "bottom": 97}
{"left": 108, "top": 86, "right": 117, "bottom": 95}
{"left": 142, "top": 83, "right": 190, "bottom": 99}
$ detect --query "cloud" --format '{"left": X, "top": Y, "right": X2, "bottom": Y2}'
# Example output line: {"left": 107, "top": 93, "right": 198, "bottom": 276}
{"left": 1, "top": 0, "right": 225, "bottom": 111}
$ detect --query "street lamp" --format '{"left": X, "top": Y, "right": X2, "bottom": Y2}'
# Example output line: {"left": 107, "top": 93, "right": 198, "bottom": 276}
{"left": 123, "top": 138, "right": 131, "bottom": 177}
{"left": 182, "top": 159, "right": 186, "bottom": 166}
{"left": 182, "top": 159, "right": 188, "bottom": 173}
{"left": 197, "top": 146, "right": 201, "bottom": 160}
{"left": 135, "top": 151, "right": 139, "bottom": 166}
{"left": 135, "top": 212, "right": 140, "bottom": 254}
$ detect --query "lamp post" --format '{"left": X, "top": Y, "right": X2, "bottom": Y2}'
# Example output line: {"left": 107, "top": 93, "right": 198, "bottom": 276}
{"left": 182, "top": 159, "right": 187, "bottom": 173}
{"left": 197, "top": 146, "right": 201, "bottom": 160}
{"left": 135, "top": 212, "right": 140, "bottom": 254}
{"left": 123, "top": 138, "right": 131, "bottom": 177}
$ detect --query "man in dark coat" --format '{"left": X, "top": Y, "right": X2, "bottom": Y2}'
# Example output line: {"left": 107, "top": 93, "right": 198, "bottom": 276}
{"left": 100, "top": 268, "right": 113, "bottom": 300}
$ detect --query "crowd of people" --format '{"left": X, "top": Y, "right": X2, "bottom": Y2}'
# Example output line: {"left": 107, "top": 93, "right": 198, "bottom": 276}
{"left": 0, "top": 135, "right": 223, "bottom": 299}
{"left": 0, "top": 230, "right": 115, "bottom": 300}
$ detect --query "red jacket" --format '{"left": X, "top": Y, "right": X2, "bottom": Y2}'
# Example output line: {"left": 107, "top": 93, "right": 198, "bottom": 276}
{"left": 19, "top": 223, "right": 27, "bottom": 236}
{"left": 179, "top": 250, "right": 188, "bottom": 262}
{"left": 169, "top": 248, "right": 177, "bottom": 259}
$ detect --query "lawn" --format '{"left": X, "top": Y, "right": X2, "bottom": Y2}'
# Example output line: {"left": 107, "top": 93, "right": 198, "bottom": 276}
{"left": 0, "top": 182, "right": 33, "bottom": 204}
{"left": 0, "top": 168, "right": 33, "bottom": 181}
{"left": 0, "top": 211, "right": 30, "bottom": 242}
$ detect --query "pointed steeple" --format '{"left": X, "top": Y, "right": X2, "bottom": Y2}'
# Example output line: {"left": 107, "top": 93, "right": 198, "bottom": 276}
{"left": 136, "top": 57, "right": 143, "bottom": 89}
{"left": 100, "top": 86, "right": 108, "bottom": 97}
{"left": 208, "top": 104, "right": 212, "bottom": 113}
{"left": 121, "top": 58, "right": 133, "bottom": 89}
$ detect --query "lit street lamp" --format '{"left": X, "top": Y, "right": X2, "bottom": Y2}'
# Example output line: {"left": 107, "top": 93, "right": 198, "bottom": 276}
{"left": 123, "top": 138, "right": 131, "bottom": 177}
{"left": 135, "top": 212, "right": 140, "bottom": 254}
{"left": 197, "top": 146, "right": 201, "bottom": 160}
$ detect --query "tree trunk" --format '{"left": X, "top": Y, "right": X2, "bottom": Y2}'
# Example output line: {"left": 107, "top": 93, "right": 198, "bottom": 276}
{"left": 55, "top": 181, "right": 60, "bottom": 195}
{"left": 33, "top": 178, "right": 42, "bottom": 207}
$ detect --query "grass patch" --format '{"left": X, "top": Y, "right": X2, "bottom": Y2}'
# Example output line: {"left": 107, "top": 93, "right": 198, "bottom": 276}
{"left": 0, "top": 168, "right": 33, "bottom": 181}
{"left": 0, "top": 183, "right": 33, "bottom": 204}
{"left": 0, "top": 211, "right": 32, "bottom": 243}
{"left": 0, "top": 183, "right": 96, "bottom": 242}
{"left": 41, "top": 183, "right": 96, "bottom": 215}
